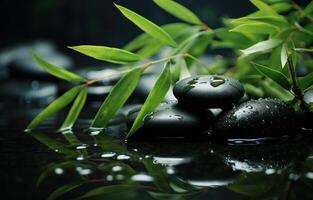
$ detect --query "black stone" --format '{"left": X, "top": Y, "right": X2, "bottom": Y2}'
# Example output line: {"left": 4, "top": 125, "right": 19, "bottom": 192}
{"left": 173, "top": 75, "right": 244, "bottom": 109}
{"left": 213, "top": 98, "right": 296, "bottom": 139}
{"left": 0, "top": 80, "right": 57, "bottom": 106}
{"left": 7, "top": 41, "right": 72, "bottom": 80}
{"left": 127, "top": 102, "right": 209, "bottom": 139}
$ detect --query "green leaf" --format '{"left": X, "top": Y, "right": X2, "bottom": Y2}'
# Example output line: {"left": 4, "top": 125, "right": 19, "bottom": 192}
{"left": 32, "top": 53, "right": 86, "bottom": 83}
{"left": 91, "top": 68, "right": 142, "bottom": 128}
{"left": 241, "top": 39, "right": 282, "bottom": 55}
{"left": 153, "top": 0, "right": 203, "bottom": 25}
{"left": 303, "top": 1, "right": 313, "bottom": 17}
{"left": 280, "top": 43, "right": 288, "bottom": 68}
{"left": 124, "top": 23, "right": 191, "bottom": 52}
{"left": 253, "top": 62, "right": 291, "bottom": 91}
{"left": 250, "top": 0, "right": 279, "bottom": 16}
{"left": 143, "top": 159, "right": 172, "bottom": 192}
{"left": 59, "top": 88, "right": 87, "bottom": 131}
{"left": 115, "top": 4, "right": 177, "bottom": 47}
{"left": 299, "top": 72, "right": 313, "bottom": 90}
{"left": 48, "top": 183, "right": 82, "bottom": 200}
{"left": 26, "top": 86, "right": 81, "bottom": 131}
{"left": 69, "top": 45, "right": 141, "bottom": 64}
{"left": 230, "top": 16, "right": 288, "bottom": 28}
{"left": 127, "top": 62, "right": 171, "bottom": 138}
{"left": 79, "top": 185, "right": 138, "bottom": 199}
{"left": 230, "top": 22, "right": 278, "bottom": 35}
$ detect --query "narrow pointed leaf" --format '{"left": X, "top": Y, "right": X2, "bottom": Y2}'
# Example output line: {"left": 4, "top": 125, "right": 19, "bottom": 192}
{"left": 124, "top": 23, "right": 190, "bottom": 51}
{"left": 69, "top": 45, "right": 141, "bottom": 64}
{"left": 153, "top": 0, "right": 203, "bottom": 25}
{"left": 60, "top": 88, "right": 87, "bottom": 131}
{"left": 241, "top": 39, "right": 282, "bottom": 55}
{"left": 32, "top": 53, "right": 85, "bottom": 83}
{"left": 127, "top": 62, "right": 171, "bottom": 138}
{"left": 253, "top": 62, "right": 291, "bottom": 90}
{"left": 230, "top": 22, "right": 278, "bottom": 35}
{"left": 250, "top": 0, "right": 279, "bottom": 16}
{"left": 280, "top": 43, "right": 288, "bottom": 68}
{"left": 91, "top": 68, "right": 142, "bottom": 128}
{"left": 48, "top": 183, "right": 82, "bottom": 200}
{"left": 115, "top": 4, "right": 177, "bottom": 47}
{"left": 26, "top": 86, "right": 81, "bottom": 130}
{"left": 230, "top": 16, "right": 288, "bottom": 27}
{"left": 299, "top": 72, "right": 313, "bottom": 90}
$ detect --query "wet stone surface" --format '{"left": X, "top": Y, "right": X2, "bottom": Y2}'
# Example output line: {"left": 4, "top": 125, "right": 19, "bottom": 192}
{"left": 127, "top": 101, "right": 210, "bottom": 139}
{"left": 173, "top": 75, "right": 244, "bottom": 109}
{"left": 213, "top": 98, "right": 296, "bottom": 139}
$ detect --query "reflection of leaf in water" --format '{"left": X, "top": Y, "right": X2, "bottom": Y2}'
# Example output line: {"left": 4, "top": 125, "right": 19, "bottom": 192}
{"left": 143, "top": 159, "right": 173, "bottom": 192}
{"left": 227, "top": 172, "right": 284, "bottom": 198}
{"left": 30, "top": 132, "right": 79, "bottom": 157}
{"left": 94, "top": 134, "right": 126, "bottom": 153}
{"left": 98, "top": 161, "right": 136, "bottom": 177}
{"left": 36, "top": 161, "right": 83, "bottom": 188}
{"left": 78, "top": 184, "right": 140, "bottom": 199}
{"left": 48, "top": 182, "right": 83, "bottom": 200}
{"left": 148, "top": 190, "right": 203, "bottom": 200}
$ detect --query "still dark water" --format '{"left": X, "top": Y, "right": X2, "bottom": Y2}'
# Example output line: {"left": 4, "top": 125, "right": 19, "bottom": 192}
{"left": 1, "top": 99, "right": 313, "bottom": 200}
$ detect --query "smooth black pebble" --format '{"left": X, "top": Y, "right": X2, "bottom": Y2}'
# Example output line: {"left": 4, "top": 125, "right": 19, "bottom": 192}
{"left": 213, "top": 98, "right": 296, "bottom": 139}
{"left": 173, "top": 75, "right": 244, "bottom": 109}
{"left": 0, "top": 80, "right": 57, "bottom": 105}
{"left": 127, "top": 102, "right": 209, "bottom": 139}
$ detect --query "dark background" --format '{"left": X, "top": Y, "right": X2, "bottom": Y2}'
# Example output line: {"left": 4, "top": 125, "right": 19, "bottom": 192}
{"left": 1, "top": 0, "right": 259, "bottom": 49}
{"left": 1, "top": 0, "right": 310, "bottom": 62}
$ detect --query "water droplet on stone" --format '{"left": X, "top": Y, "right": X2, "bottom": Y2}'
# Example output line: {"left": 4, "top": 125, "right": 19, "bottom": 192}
{"left": 210, "top": 76, "right": 225, "bottom": 87}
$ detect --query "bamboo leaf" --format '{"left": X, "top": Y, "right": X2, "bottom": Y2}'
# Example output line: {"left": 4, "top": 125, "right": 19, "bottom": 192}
{"left": 153, "top": 0, "right": 203, "bottom": 25}
{"left": 250, "top": 0, "right": 279, "bottom": 16}
{"left": 280, "top": 43, "right": 288, "bottom": 68}
{"left": 241, "top": 39, "right": 282, "bottom": 55}
{"left": 230, "top": 22, "right": 278, "bottom": 35}
{"left": 127, "top": 62, "right": 171, "bottom": 138}
{"left": 230, "top": 16, "right": 288, "bottom": 27}
{"left": 91, "top": 68, "right": 142, "bottom": 128}
{"left": 253, "top": 62, "right": 291, "bottom": 91}
{"left": 26, "top": 86, "right": 81, "bottom": 131}
{"left": 59, "top": 88, "right": 87, "bottom": 131}
{"left": 69, "top": 45, "right": 141, "bottom": 64}
{"left": 32, "top": 53, "right": 86, "bottom": 83}
{"left": 115, "top": 4, "right": 177, "bottom": 47}
{"left": 299, "top": 72, "right": 313, "bottom": 90}
{"left": 48, "top": 183, "right": 82, "bottom": 200}
{"left": 124, "top": 23, "right": 190, "bottom": 52}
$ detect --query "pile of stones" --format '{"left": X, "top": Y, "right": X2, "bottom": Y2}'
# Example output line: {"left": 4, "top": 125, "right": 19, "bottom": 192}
{"left": 127, "top": 75, "right": 299, "bottom": 140}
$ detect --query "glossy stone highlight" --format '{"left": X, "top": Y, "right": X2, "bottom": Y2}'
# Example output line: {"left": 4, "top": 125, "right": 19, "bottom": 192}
{"left": 173, "top": 75, "right": 244, "bottom": 109}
